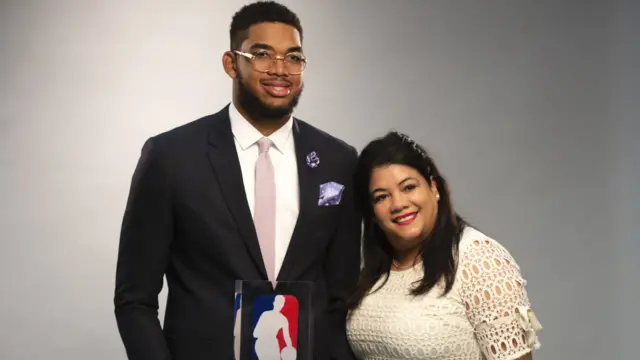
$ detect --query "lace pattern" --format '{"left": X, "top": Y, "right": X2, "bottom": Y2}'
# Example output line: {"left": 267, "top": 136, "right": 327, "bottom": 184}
{"left": 346, "top": 227, "right": 541, "bottom": 360}
{"left": 458, "top": 233, "right": 542, "bottom": 360}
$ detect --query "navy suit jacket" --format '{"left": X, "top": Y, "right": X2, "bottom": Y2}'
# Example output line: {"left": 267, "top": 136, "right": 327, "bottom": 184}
{"left": 114, "top": 105, "right": 362, "bottom": 360}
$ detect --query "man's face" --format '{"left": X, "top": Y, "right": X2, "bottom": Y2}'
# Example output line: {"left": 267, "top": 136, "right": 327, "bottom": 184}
{"left": 226, "top": 22, "right": 305, "bottom": 120}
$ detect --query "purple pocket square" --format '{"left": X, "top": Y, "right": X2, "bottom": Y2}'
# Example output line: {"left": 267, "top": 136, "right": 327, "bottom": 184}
{"left": 318, "top": 182, "right": 345, "bottom": 206}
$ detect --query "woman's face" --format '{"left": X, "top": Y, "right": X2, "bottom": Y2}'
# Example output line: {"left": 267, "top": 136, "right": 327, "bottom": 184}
{"left": 369, "top": 164, "right": 439, "bottom": 253}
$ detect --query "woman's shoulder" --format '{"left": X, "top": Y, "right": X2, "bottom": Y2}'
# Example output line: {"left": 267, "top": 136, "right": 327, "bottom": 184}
{"left": 458, "top": 225, "right": 500, "bottom": 249}
{"left": 457, "top": 226, "right": 521, "bottom": 270}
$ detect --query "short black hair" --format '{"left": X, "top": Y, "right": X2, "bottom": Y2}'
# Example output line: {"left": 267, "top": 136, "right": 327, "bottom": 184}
{"left": 229, "top": 1, "right": 303, "bottom": 50}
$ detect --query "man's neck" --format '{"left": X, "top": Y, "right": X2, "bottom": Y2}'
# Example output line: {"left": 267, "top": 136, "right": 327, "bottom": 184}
{"left": 234, "top": 102, "right": 291, "bottom": 137}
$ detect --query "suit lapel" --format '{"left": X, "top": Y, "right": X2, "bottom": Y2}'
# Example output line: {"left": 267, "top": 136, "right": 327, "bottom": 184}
{"left": 278, "top": 119, "right": 321, "bottom": 281}
{"left": 206, "top": 107, "right": 267, "bottom": 279}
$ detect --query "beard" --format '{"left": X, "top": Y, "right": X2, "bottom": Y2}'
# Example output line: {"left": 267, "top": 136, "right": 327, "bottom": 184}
{"left": 236, "top": 73, "right": 303, "bottom": 122}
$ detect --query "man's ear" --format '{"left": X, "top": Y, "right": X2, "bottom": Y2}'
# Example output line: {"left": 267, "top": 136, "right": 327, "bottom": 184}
{"left": 222, "top": 51, "right": 237, "bottom": 79}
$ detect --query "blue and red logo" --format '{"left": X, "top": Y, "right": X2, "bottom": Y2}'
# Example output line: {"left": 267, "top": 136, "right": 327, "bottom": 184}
{"left": 252, "top": 294, "right": 299, "bottom": 360}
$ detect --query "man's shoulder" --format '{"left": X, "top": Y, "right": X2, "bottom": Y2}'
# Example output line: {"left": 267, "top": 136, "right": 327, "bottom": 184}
{"left": 294, "top": 118, "right": 356, "bottom": 156}
{"left": 153, "top": 113, "right": 218, "bottom": 143}
{"left": 148, "top": 107, "right": 228, "bottom": 149}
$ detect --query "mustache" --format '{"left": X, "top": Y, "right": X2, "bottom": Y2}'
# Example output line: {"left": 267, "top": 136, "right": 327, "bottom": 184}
{"left": 260, "top": 77, "right": 293, "bottom": 86}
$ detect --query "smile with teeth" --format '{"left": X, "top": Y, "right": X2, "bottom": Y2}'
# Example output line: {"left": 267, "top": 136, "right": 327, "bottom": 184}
{"left": 262, "top": 83, "right": 291, "bottom": 97}
{"left": 393, "top": 212, "right": 418, "bottom": 226}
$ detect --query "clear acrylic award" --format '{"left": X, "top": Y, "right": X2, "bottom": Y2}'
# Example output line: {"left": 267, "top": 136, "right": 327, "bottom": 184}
{"left": 233, "top": 280, "right": 314, "bottom": 360}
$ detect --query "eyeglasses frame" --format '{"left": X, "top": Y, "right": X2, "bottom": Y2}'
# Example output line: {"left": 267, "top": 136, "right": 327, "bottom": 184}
{"left": 232, "top": 50, "right": 308, "bottom": 75}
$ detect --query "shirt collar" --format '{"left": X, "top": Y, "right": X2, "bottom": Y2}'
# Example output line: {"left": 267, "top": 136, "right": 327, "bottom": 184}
{"left": 228, "top": 101, "right": 294, "bottom": 154}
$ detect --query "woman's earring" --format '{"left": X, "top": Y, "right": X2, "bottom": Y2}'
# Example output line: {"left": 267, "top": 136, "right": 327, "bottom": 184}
{"left": 436, "top": 193, "right": 440, "bottom": 200}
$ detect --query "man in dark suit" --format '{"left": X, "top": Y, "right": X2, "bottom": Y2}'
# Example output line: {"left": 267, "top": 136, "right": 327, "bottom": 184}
{"left": 113, "top": 1, "right": 362, "bottom": 359}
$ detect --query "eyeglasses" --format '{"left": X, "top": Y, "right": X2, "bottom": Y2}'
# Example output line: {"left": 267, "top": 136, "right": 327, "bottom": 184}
{"left": 233, "top": 50, "right": 308, "bottom": 75}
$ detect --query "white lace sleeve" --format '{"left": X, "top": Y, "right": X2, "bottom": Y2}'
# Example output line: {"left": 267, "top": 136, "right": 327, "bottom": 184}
{"left": 458, "top": 237, "right": 542, "bottom": 360}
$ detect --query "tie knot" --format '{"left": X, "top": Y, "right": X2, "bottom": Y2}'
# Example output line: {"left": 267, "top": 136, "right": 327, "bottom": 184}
{"left": 257, "top": 137, "right": 273, "bottom": 154}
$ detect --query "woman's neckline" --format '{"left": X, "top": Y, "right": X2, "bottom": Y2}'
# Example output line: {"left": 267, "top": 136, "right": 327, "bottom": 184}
{"left": 390, "top": 259, "right": 423, "bottom": 273}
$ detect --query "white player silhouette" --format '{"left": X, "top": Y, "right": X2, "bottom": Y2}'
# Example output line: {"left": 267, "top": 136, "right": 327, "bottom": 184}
{"left": 253, "top": 295, "right": 296, "bottom": 360}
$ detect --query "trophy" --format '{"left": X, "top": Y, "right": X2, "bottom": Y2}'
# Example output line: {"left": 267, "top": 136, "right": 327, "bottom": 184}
{"left": 233, "top": 280, "right": 313, "bottom": 360}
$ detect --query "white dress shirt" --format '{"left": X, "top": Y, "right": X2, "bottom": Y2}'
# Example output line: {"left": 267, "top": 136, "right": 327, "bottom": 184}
{"left": 228, "top": 102, "right": 299, "bottom": 278}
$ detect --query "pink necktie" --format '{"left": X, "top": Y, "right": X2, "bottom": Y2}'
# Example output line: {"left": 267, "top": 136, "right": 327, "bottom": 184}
{"left": 254, "top": 138, "right": 276, "bottom": 284}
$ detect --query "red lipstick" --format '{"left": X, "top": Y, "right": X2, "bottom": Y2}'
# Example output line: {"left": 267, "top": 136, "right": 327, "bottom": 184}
{"left": 392, "top": 212, "right": 418, "bottom": 226}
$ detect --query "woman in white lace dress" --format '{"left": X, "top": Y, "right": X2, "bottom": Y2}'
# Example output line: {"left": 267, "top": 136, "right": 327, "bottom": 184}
{"left": 345, "top": 132, "right": 542, "bottom": 360}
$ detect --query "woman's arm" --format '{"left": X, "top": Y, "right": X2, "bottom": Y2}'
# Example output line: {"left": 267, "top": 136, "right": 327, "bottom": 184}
{"left": 458, "top": 235, "right": 543, "bottom": 360}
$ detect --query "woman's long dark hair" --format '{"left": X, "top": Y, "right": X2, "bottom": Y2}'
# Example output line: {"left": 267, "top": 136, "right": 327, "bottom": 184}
{"left": 347, "top": 131, "right": 467, "bottom": 311}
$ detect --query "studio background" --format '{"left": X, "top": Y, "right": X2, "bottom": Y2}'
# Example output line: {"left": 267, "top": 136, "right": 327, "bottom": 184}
{"left": 1, "top": 0, "right": 638, "bottom": 359}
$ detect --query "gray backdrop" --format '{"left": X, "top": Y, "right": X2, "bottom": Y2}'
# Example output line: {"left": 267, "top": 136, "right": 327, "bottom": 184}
{"left": 1, "top": 0, "right": 638, "bottom": 359}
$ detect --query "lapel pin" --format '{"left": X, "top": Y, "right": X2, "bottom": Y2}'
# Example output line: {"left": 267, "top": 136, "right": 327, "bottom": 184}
{"left": 306, "top": 151, "right": 320, "bottom": 168}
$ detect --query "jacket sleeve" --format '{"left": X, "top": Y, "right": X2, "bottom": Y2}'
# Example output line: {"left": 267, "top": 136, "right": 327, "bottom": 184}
{"left": 114, "top": 137, "right": 173, "bottom": 360}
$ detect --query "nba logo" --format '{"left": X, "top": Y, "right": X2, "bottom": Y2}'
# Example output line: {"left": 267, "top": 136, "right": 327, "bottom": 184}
{"left": 252, "top": 294, "right": 299, "bottom": 360}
